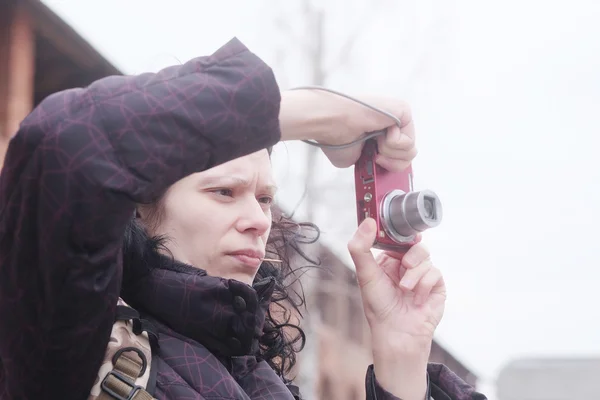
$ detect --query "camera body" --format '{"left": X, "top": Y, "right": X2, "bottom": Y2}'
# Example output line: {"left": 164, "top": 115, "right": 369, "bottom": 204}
{"left": 354, "top": 139, "right": 443, "bottom": 252}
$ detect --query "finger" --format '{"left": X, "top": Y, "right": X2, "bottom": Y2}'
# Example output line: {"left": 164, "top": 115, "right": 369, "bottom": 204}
{"left": 381, "top": 237, "right": 423, "bottom": 262}
{"left": 348, "top": 218, "right": 382, "bottom": 290}
{"left": 375, "top": 126, "right": 417, "bottom": 172}
{"left": 399, "top": 117, "right": 415, "bottom": 140}
{"left": 375, "top": 154, "right": 413, "bottom": 172}
{"left": 399, "top": 258, "right": 432, "bottom": 291}
{"left": 376, "top": 146, "right": 418, "bottom": 162}
{"left": 380, "top": 235, "right": 423, "bottom": 261}
{"left": 376, "top": 99, "right": 414, "bottom": 131}
{"left": 376, "top": 252, "right": 405, "bottom": 285}
{"left": 377, "top": 125, "right": 415, "bottom": 152}
{"left": 414, "top": 267, "right": 443, "bottom": 306}
{"left": 359, "top": 97, "right": 413, "bottom": 131}
{"left": 401, "top": 242, "right": 431, "bottom": 270}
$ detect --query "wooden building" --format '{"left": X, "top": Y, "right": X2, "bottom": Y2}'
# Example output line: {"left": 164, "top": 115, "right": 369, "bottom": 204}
{"left": 0, "top": 0, "right": 119, "bottom": 167}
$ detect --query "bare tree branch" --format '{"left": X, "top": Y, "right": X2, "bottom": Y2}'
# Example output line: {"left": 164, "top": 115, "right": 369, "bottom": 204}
{"left": 325, "top": 0, "right": 390, "bottom": 74}
{"left": 272, "top": 7, "right": 312, "bottom": 55}
{"left": 269, "top": 0, "right": 390, "bottom": 222}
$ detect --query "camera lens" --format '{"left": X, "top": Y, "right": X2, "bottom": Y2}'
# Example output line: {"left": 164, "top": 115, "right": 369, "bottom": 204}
{"left": 381, "top": 189, "right": 443, "bottom": 241}
{"left": 423, "top": 196, "right": 436, "bottom": 219}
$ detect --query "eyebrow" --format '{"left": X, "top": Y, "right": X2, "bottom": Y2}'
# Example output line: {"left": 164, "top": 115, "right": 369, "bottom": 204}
{"left": 199, "top": 176, "right": 278, "bottom": 194}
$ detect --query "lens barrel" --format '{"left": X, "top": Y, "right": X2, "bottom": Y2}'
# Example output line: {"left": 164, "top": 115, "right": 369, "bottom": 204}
{"left": 381, "top": 189, "right": 443, "bottom": 242}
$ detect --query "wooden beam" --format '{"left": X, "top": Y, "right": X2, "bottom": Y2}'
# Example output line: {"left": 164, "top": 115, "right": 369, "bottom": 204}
{"left": 21, "top": 0, "right": 120, "bottom": 75}
{"left": 0, "top": 0, "right": 35, "bottom": 168}
{"left": 0, "top": 0, "right": 15, "bottom": 147}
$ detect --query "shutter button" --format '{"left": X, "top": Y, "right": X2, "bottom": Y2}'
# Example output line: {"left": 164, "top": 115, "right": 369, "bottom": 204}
{"left": 233, "top": 296, "right": 247, "bottom": 312}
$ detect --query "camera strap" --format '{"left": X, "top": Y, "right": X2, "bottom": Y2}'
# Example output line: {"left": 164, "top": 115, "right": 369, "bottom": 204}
{"left": 290, "top": 86, "right": 403, "bottom": 150}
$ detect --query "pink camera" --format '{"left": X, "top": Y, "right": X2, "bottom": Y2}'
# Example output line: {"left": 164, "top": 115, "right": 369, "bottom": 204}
{"left": 354, "top": 139, "right": 443, "bottom": 252}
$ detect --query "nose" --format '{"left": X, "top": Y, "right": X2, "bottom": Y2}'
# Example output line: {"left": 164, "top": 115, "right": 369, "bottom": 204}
{"left": 235, "top": 199, "right": 271, "bottom": 236}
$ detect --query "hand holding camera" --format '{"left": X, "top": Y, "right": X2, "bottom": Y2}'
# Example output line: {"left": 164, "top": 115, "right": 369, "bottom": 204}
{"left": 281, "top": 87, "right": 417, "bottom": 170}
{"left": 292, "top": 87, "right": 445, "bottom": 399}
{"left": 350, "top": 130, "right": 445, "bottom": 400}
{"left": 317, "top": 94, "right": 418, "bottom": 171}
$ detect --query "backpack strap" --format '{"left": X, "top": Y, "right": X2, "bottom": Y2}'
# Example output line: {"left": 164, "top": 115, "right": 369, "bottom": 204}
{"left": 98, "top": 347, "right": 154, "bottom": 400}
{"left": 89, "top": 299, "right": 158, "bottom": 400}
{"left": 145, "top": 347, "right": 159, "bottom": 395}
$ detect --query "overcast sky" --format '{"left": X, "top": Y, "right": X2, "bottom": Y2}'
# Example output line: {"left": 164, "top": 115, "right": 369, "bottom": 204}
{"left": 43, "top": 0, "right": 600, "bottom": 398}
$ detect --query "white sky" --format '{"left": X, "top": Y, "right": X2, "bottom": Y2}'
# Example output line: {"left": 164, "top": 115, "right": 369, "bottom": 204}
{"left": 43, "top": 0, "right": 600, "bottom": 398}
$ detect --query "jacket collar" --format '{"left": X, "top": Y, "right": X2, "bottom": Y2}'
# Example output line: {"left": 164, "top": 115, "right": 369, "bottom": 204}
{"left": 124, "top": 253, "right": 276, "bottom": 357}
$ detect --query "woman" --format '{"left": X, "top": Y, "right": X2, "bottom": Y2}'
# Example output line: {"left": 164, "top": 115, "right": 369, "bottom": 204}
{"left": 0, "top": 38, "right": 486, "bottom": 400}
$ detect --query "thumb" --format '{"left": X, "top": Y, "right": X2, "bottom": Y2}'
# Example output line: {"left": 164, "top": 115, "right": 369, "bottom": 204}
{"left": 348, "top": 218, "right": 383, "bottom": 289}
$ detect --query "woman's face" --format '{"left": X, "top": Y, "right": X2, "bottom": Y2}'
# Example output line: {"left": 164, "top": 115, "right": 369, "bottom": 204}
{"left": 145, "top": 149, "right": 276, "bottom": 285}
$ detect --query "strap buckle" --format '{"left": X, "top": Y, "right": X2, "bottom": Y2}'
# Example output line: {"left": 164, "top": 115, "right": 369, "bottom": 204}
{"left": 101, "top": 370, "right": 143, "bottom": 400}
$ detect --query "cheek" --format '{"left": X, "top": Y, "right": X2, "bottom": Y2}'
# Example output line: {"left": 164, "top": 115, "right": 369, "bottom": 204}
{"left": 185, "top": 206, "right": 220, "bottom": 233}
{"left": 263, "top": 213, "right": 273, "bottom": 242}
{"left": 164, "top": 194, "right": 216, "bottom": 237}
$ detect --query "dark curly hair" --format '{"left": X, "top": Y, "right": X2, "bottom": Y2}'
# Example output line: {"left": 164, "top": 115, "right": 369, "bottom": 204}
{"left": 120, "top": 157, "right": 320, "bottom": 382}
{"left": 251, "top": 209, "right": 320, "bottom": 380}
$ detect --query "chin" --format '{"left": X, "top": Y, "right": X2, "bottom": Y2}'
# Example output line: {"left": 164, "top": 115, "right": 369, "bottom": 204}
{"left": 218, "top": 254, "right": 261, "bottom": 285}
{"left": 224, "top": 272, "right": 255, "bottom": 285}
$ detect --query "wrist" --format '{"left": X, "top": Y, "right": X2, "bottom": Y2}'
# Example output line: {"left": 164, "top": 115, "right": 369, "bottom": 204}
{"left": 278, "top": 89, "right": 345, "bottom": 142}
{"left": 370, "top": 333, "right": 431, "bottom": 400}
{"left": 371, "top": 352, "right": 428, "bottom": 400}
{"left": 370, "top": 327, "right": 434, "bottom": 359}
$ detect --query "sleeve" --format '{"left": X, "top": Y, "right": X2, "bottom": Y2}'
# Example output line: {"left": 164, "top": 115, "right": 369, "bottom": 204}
{"left": 0, "top": 37, "right": 281, "bottom": 400}
{"left": 365, "top": 363, "right": 488, "bottom": 400}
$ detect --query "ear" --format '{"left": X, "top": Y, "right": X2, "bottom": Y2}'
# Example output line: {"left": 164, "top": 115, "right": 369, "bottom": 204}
{"left": 135, "top": 203, "right": 163, "bottom": 236}
{"left": 136, "top": 204, "right": 152, "bottom": 219}
{"left": 135, "top": 205, "right": 152, "bottom": 230}
{"left": 135, "top": 205, "right": 145, "bottom": 219}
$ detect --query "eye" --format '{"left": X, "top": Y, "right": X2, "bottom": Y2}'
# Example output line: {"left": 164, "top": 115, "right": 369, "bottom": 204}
{"left": 258, "top": 196, "right": 274, "bottom": 205}
{"left": 212, "top": 188, "right": 233, "bottom": 197}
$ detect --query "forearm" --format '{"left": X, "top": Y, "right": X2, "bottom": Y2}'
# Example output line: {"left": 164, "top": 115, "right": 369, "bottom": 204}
{"left": 279, "top": 89, "right": 346, "bottom": 142}
{"left": 371, "top": 334, "right": 430, "bottom": 400}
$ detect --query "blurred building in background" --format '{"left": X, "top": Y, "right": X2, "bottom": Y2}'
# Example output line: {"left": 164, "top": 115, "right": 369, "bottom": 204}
{"left": 0, "top": 1, "right": 479, "bottom": 399}
{"left": 0, "top": 0, "right": 118, "bottom": 168}
{"left": 496, "top": 358, "right": 600, "bottom": 400}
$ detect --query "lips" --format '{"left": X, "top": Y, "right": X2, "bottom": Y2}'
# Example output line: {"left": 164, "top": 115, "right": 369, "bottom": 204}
{"left": 229, "top": 249, "right": 265, "bottom": 259}
{"left": 227, "top": 249, "right": 265, "bottom": 268}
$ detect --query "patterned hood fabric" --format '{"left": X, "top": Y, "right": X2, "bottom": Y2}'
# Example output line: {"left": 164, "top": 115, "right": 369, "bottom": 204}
{"left": 0, "top": 36, "right": 487, "bottom": 399}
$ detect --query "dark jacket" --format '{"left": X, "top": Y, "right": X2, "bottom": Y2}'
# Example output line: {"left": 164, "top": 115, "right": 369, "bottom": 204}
{"left": 0, "top": 37, "right": 486, "bottom": 400}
